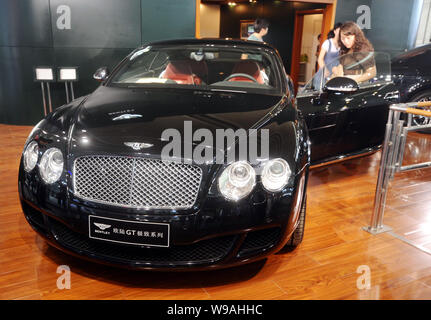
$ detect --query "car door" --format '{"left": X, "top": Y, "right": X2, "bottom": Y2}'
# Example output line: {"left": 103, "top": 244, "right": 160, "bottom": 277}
{"left": 296, "top": 52, "right": 397, "bottom": 165}
{"left": 296, "top": 79, "right": 346, "bottom": 164}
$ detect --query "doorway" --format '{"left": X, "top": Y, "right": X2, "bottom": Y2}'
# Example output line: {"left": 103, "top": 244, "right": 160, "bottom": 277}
{"left": 290, "top": 4, "right": 336, "bottom": 92}
{"left": 298, "top": 13, "right": 323, "bottom": 87}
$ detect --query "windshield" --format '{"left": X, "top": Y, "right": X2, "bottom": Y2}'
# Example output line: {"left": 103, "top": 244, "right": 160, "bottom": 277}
{"left": 108, "top": 44, "right": 281, "bottom": 93}
{"left": 298, "top": 51, "right": 392, "bottom": 96}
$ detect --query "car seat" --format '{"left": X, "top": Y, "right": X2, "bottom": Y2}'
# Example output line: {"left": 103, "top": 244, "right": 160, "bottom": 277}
{"left": 229, "top": 60, "right": 265, "bottom": 84}
{"left": 161, "top": 60, "right": 207, "bottom": 85}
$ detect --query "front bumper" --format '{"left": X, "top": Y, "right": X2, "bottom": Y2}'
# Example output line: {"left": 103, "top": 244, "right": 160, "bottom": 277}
{"left": 18, "top": 164, "right": 307, "bottom": 271}
{"left": 21, "top": 199, "right": 287, "bottom": 270}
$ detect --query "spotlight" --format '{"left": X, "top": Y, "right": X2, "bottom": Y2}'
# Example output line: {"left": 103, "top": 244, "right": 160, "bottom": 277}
{"left": 34, "top": 67, "right": 55, "bottom": 82}
{"left": 58, "top": 67, "right": 78, "bottom": 103}
{"left": 58, "top": 67, "right": 78, "bottom": 82}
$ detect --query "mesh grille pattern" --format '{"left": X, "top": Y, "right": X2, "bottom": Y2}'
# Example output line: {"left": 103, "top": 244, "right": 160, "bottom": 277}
{"left": 22, "top": 202, "right": 49, "bottom": 235}
{"left": 73, "top": 156, "right": 202, "bottom": 209}
{"left": 49, "top": 218, "right": 236, "bottom": 265}
{"left": 237, "top": 227, "right": 281, "bottom": 257}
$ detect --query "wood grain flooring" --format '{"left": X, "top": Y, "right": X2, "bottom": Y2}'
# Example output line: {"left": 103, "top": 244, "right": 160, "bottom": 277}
{"left": 1, "top": 123, "right": 431, "bottom": 300}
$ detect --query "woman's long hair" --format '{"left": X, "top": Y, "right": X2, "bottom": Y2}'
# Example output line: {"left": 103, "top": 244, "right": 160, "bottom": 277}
{"left": 338, "top": 21, "right": 374, "bottom": 55}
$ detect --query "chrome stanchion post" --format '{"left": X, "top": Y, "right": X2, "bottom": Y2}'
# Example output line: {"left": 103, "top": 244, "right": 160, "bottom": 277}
{"left": 407, "top": 113, "right": 413, "bottom": 128}
{"left": 394, "top": 119, "right": 408, "bottom": 174}
{"left": 365, "top": 101, "right": 431, "bottom": 235}
{"left": 364, "top": 109, "right": 395, "bottom": 234}
{"left": 375, "top": 112, "right": 403, "bottom": 230}
{"left": 388, "top": 111, "right": 403, "bottom": 180}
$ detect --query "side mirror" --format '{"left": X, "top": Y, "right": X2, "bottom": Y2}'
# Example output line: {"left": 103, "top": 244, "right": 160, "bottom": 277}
{"left": 93, "top": 67, "right": 110, "bottom": 82}
{"left": 324, "top": 77, "right": 359, "bottom": 94}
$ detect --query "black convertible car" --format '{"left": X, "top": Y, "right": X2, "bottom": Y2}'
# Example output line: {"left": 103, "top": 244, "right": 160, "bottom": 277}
{"left": 297, "top": 51, "right": 397, "bottom": 165}
{"left": 392, "top": 44, "right": 431, "bottom": 126}
{"left": 19, "top": 39, "right": 396, "bottom": 270}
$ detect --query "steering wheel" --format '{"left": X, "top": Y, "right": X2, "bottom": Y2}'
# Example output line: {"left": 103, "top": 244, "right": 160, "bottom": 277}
{"left": 223, "top": 73, "right": 258, "bottom": 83}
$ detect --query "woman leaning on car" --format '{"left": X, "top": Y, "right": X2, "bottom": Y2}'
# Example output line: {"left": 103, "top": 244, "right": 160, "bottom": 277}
{"left": 331, "top": 21, "right": 377, "bottom": 84}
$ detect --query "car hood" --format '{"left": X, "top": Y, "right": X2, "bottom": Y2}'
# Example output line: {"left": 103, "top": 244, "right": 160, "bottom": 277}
{"left": 70, "top": 86, "right": 283, "bottom": 157}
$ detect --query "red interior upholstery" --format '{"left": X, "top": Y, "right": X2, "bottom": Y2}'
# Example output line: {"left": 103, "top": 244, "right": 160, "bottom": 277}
{"left": 162, "top": 60, "right": 207, "bottom": 85}
{"left": 229, "top": 61, "right": 264, "bottom": 84}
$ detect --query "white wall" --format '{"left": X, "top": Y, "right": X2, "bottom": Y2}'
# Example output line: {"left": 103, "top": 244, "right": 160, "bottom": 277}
{"left": 416, "top": 0, "right": 431, "bottom": 47}
{"left": 199, "top": 3, "right": 220, "bottom": 38}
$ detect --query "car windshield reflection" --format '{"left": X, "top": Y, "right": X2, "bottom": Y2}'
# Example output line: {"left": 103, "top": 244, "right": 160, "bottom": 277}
{"left": 298, "top": 51, "right": 392, "bottom": 96}
{"left": 108, "top": 45, "right": 281, "bottom": 93}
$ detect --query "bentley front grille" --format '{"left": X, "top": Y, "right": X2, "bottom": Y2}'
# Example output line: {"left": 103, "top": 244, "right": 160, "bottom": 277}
{"left": 73, "top": 156, "right": 202, "bottom": 209}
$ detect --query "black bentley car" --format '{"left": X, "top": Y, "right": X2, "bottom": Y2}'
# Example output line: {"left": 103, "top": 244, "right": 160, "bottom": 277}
{"left": 391, "top": 44, "right": 431, "bottom": 126}
{"left": 19, "top": 39, "right": 395, "bottom": 270}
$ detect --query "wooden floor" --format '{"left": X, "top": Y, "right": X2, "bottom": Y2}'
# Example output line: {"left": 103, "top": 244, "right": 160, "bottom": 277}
{"left": 2, "top": 124, "right": 431, "bottom": 300}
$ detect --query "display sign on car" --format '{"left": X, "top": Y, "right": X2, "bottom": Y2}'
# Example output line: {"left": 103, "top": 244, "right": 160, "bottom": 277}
{"left": 89, "top": 215, "right": 170, "bottom": 247}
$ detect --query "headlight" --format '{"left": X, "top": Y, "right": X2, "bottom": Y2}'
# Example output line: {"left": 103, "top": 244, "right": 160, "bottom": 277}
{"left": 261, "top": 158, "right": 291, "bottom": 192}
{"left": 39, "top": 148, "right": 64, "bottom": 184}
{"left": 23, "top": 141, "right": 39, "bottom": 172}
{"left": 218, "top": 161, "right": 256, "bottom": 201}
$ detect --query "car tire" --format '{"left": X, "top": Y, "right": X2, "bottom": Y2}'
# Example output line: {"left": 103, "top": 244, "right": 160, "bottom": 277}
{"left": 409, "top": 90, "right": 431, "bottom": 129}
{"left": 285, "top": 195, "right": 306, "bottom": 248}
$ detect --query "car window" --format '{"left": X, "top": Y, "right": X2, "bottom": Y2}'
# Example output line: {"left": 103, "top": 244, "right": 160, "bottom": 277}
{"left": 109, "top": 45, "right": 280, "bottom": 93}
{"left": 298, "top": 52, "right": 391, "bottom": 96}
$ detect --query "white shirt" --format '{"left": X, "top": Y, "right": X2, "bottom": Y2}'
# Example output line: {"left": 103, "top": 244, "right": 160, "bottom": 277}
{"left": 321, "top": 39, "right": 339, "bottom": 54}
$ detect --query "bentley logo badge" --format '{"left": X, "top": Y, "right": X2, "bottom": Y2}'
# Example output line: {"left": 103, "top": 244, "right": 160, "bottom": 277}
{"left": 124, "top": 142, "right": 154, "bottom": 150}
{"left": 94, "top": 223, "right": 111, "bottom": 231}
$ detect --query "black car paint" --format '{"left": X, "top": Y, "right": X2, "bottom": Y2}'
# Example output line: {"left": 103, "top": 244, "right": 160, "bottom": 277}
{"left": 19, "top": 39, "right": 311, "bottom": 270}
{"left": 18, "top": 39, "right": 399, "bottom": 271}
{"left": 392, "top": 44, "right": 431, "bottom": 103}
{"left": 296, "top": 82, "right": 396, "bottom": 165}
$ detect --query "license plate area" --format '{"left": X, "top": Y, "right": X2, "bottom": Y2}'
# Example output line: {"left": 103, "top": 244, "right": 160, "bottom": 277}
{"left": 89, "top": 215, "right": 170, "bottom": 247}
